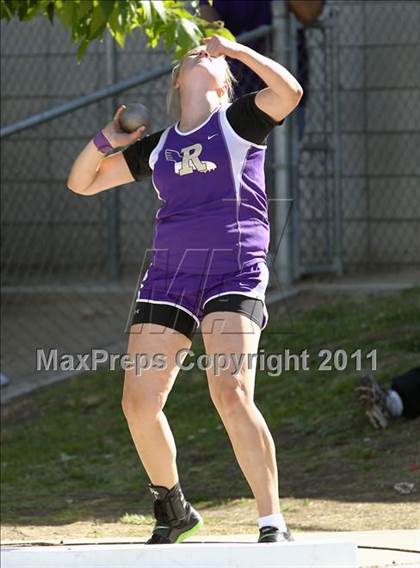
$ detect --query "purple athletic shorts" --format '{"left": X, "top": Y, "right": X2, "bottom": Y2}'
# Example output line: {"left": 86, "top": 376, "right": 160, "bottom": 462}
{"left": 131, "top": 260, "right": 270, "bottom": 340}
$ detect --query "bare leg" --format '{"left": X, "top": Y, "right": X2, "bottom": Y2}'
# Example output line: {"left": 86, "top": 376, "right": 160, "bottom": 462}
{"left": 121, "top": 323, "right": 192, "bottom": 489}
{"left": 201, "top": 312, "right": 280, "bottom": 517}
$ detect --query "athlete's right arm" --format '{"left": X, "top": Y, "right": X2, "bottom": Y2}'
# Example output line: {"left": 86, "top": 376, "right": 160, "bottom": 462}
{"left": 67, "top": 104, "right": 147, "bottom": 196}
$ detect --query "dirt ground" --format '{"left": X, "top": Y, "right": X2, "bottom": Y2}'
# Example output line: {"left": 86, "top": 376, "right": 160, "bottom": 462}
{"left": 2, "top": 497, "right": 419, "bottom": 543}
{"left": 2, "top": 285, "right": 419, "bottom": 544}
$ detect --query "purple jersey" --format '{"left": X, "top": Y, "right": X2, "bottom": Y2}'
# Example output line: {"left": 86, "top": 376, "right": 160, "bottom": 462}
{"left": 148, "top": 103, "right": 269, "bottom": 275}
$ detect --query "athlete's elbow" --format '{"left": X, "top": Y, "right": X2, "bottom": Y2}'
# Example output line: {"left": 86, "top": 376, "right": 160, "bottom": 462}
{"left": 66, "top": 181, "right": 92, "bottom": 195}
{"left": 283, "top": 86, "right": 303, "bottom": 114}
{"left": 281, "top": 83, "right": 303, "bottom": 109}
{"left": 67, "top": 181, "right": 83, "bottom": 194}
{"left": 293, "top": 81, "right": 304, "bottom": 101}
{"left": 288, "top": 85, "right": 303, "bottom": 111}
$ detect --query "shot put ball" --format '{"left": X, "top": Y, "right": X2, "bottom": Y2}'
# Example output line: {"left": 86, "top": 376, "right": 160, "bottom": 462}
{"left": 119, "top": 103, "right": 151, "bottom": 133}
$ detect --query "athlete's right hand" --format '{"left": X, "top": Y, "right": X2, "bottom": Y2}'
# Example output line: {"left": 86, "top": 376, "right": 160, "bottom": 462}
{"left": 102, "top": 105, "right": 146, "bottom": 148}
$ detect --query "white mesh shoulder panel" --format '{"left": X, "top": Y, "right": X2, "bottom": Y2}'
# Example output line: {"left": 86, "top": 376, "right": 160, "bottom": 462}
{"left": 149, "top": 125, "right": 172, "bottom": 171}
{"left": 218, "top": 105, "right": 251, "bottom": 201}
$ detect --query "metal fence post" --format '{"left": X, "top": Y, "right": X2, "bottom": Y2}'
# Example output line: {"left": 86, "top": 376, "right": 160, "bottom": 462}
{"left": 330, "top": 6, "right": 343, "bottom": 275}
{"left": 288, "top": 14, "right": 301, "bottom": 281}
{"left": 272, "top": 0, "right": 293, "bottom": 286}
{"left": 105, "top": 31, "right": 120, "bottom": 281}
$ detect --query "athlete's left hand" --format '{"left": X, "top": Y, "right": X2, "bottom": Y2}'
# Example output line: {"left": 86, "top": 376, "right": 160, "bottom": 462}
{"left": 201, "top": 35, "right": 243, "bottom": 59}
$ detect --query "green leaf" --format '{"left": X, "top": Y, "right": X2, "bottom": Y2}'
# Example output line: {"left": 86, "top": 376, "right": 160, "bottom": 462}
{"left": 151, "top": 0, "right": 166, "bottom": 23}
{"left": 57, "top": 0, "right": 74, "bottom": 27}
{"left": 100, "top": 0, "right": 114, "bottom": 20}
{"left": 118, "top": 0, "right": 128, "bottom": 25}
{"left": 17, "top": 0, "right": 29, "bottom": 19}
{"left": 46, "top": 1, "right": 54, "bottom": 23}
{"left": 23, "top": 3, "right": 40, "bottom": 19}
{"left": 171, "top": 6, "right": 193, "bottom": 20}
{"left": 162, "top": 22, "right": 176, "bottom": 51}
{"left": 0, "top": 0, "right": 235, "bottom": 65}
{"left": 76, "top": 37, "right": 89, "bottom": 63}
{"left": 107, "top": 2, "right": 126, "bottom": 46}
{"left": 202, "top": 21, "right": 235, "bottom": 41}
{"left": 108, "top": 18, "right": 126, "bottom": 49}
{"left": 0, "top": 1, "right": 13, "bottom": 20}
{"left": 175, "top": 29, "right": 194, "bottom": 56}
{"left": 90, "top": 2, "right": 106, "bottom": 38}
{"left": 140, "top": 0, "right": 151, "bottom": 24}
{"left": 91, "top": 22, "right": 106, "bottom": 40}
{"left": 76, "top": 0, "right": 92, "bottom": 19}
{"left": 144, "top": 29, "right": 159, "bottom": 49}
{"left": 179, "top": 17, "right": 200, "bottom": 42}
{"left": 114, "top": 28, "right": 126, "bottom": 47}
{"left": 38, "top": 0, "right": 52, "bottom": 8}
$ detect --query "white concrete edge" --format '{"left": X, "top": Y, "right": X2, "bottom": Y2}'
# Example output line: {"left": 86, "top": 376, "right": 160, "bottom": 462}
{"left": 1, "top": 540, "right": 358, "bottom": 568}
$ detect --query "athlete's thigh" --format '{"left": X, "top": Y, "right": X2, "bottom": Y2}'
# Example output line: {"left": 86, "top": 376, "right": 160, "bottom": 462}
{"left": 123, "top": 323, "right": 192, "bottom": 400}
{"left": 201, "top": 311, "right": 262, "bottom": 399}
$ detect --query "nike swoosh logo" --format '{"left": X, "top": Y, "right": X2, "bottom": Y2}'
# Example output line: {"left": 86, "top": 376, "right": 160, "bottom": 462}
{"left": 208, "top": 134, "right": 218, "bottom": 140}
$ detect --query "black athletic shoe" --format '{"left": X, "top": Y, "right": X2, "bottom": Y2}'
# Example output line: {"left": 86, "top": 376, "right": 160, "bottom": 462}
{"left": 258, "top": 525, "right": 294, "bottom": 543}
{"left": 146, "top": 481, "right": 203, "bottom": 544}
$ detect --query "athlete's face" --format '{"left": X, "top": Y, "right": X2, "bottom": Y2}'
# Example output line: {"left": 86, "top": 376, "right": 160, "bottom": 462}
{"left": 176, "top": 46, "right": 227, "bottom": 94}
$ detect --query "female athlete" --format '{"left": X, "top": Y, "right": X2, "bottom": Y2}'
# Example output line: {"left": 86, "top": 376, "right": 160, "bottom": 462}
{"left": 67, "top": 34, "right": 303, "bottom": 544}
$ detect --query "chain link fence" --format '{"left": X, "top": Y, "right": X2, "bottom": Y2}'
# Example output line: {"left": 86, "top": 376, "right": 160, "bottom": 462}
{"left": 0, "top": 16, "right": 286, "bottom": 397}
{"left": 1, "top": 0, "right": 419, "bottom": 396}
{"left": 289, "top": 7, "right": 341, "bottom": 276}
{"left": 294, "top": 0, "right": 420, "bottom": 276}
{"left": 1, "top": 18, "right": 173, "bottom": 395}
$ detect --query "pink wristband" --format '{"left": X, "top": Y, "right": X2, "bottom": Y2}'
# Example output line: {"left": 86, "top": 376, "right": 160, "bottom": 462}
{"left": 93, "top": 130, "right": 114, "bottom": 154}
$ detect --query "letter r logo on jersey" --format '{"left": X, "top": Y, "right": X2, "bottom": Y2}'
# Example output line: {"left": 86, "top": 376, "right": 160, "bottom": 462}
{"left": 165, "top": 144, "right": 217, "bottom": 176}
{"left": 180, "top": 143, "right": 206, "bottom": 175}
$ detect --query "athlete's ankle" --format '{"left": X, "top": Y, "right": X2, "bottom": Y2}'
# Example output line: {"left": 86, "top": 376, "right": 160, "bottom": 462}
{"left": 148, "top": 480, "right": 181, "bottom": 500}
{"left": 258, "top": 512, "right": 288, "bottom": 533}
{"left": 148, "top": 479, "right": 189, "bottom": 523}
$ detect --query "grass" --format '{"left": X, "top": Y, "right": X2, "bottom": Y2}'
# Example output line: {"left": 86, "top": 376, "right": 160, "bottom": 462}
{"left": 1, "top": 288, "right": 420, "bottom": 539}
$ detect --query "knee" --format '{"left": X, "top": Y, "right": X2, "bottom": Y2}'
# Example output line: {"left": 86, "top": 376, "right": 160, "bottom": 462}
{"left": 121, "top": 386, "right": 167, "bottom": 423}
{"left": 211, "top": 377, "right": 251, "bottom": 416}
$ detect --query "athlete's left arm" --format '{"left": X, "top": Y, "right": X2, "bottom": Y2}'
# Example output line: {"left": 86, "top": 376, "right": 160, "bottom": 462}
{"left": 203, "top": 36, "right": 303, "bottom": 123}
